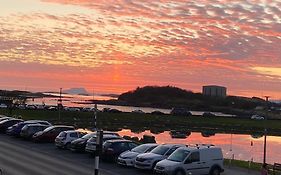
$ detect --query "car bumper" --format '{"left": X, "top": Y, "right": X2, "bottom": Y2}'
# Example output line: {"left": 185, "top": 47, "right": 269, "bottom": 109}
{"left": 55, "top": 141, "right": 65, "bottom": 147}
{"left": 135, "top": 162, "right": 153, "bottom": 170}
{"left": 117, "top": 158, "right": 135, "bottom": 167}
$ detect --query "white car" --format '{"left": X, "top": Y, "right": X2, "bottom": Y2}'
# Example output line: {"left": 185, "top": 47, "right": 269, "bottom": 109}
{"left": 0, "top": 104, "right": 7, "bottom": 108}
{"left": 118, "top": 143, "right": 158, "bottom": 167}
{"left": 85, "top": 134, "right": 122, "bottom": 154}
{"left": 135, "top": 144, "right": 185, "bottom": 170}
{"left": 154, "top": 145, "right": 224, "bottom": 175}
{"left": 251, "top": 115, "right": 265, "bottom": 120}
{"left": 55, "top": 130, "right": 86, "bottom": 149}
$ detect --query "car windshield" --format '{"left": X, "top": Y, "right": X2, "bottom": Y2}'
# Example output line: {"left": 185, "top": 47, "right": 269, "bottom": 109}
{"left": 58, "top": 132, "right": 66, "bottom": 137}
{"left": 132, "top": 145, "right": 151, "bottom": 153}
{"left": 82, "top": 133, "right": 95, "bottom": 139}
{"left": 43, "top": 126, "right": 54, "bottom": 132}
{"left": 151, "top": 145, "right": 170, "bottom": 155}
{"left": 167, "top": 149, "right": 190, "bottom": 162}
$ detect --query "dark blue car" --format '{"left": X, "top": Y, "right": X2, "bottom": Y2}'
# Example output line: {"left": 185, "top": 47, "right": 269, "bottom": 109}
{"left": 0, "top": 119, "right": 24, "bottom": 133}
{"left": 6, "top": 120, "right": 51, "bottom": 137}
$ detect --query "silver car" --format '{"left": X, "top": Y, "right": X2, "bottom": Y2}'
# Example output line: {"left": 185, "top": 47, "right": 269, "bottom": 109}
{"left": 118, "top": 143, "right": 158, "bottom": 167}
{"left": 135, "top": 144, "right": 185, "bottom": 170}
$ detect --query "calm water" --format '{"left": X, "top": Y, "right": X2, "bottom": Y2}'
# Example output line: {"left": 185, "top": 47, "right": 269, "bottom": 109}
{"left": 27, "top": 94, "right": 234, "bottom": 116}
{"left": 117, "top": 129, "right": 281, "bottom": 164}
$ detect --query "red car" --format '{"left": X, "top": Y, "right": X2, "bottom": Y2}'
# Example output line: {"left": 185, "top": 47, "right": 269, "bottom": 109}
{"left": 32, "top": 125, "right": 75, "bottom": 142}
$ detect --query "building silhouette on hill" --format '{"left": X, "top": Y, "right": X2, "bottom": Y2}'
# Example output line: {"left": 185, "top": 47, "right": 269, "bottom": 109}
{"left": 202, "top": 85, "right": 227, "bottom": 98}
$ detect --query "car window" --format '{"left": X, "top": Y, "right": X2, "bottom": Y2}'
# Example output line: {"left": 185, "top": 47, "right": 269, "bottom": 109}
{"left": 128, "top": 143, "right": 138, "bottom": 149}
{"left": 70, "top": 132, "right": 78, "bottom": 138}
{"left": 113, "top": 142, "right": 128, "bottom": 151}
{"left": 151, "top": 145, "right": 170, "bottom": 155}
{"left": 166, "top": 147, "right": 178, "bottom": 156}
{"left": 185, "top": 152, "right": 200, "bottom": 164}
{"left": 167, "top": 149, "right": 190, "bottom": 162}
{"left": 58, "top": 132, "right": 67, "bottom": 137}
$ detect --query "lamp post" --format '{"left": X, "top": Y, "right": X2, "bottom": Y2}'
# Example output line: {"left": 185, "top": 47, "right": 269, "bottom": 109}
{"left": 58, "top": 88, "right": 62, "bottom": 122}
{"left": 263, "top": 96, "right": 270, "bottom": 164}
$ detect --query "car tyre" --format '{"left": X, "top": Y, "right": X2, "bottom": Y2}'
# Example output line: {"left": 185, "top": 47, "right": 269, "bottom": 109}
{"left": 65, "top": 143, "right": 71, "bottom": 149}
{"left": 174, "top": 169, "right": 186, "bottom": 175}
{"left": 210, "top": 167, "right": 221, "bottom": 175}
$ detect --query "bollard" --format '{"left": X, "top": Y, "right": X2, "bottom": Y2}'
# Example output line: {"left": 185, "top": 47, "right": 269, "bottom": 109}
{"left": 93, "top": 130, "right": 103, "bottom": 175}
{"left": 94, "top": 156, "right": 99, "bottom": 175}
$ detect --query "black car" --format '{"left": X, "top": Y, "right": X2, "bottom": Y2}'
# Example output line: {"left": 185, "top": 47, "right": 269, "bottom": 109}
{"left": 170, "top": 107, "right": 192, "bottom": 116}
{"left": 102, "top": 139, "right": 139, "bottom": 162}
{"left": 70, "top": 131, "right": 120, "bottom": 152}
{"left": 0, "top": 119, "right": 24, "bottom": 133}
{"left": 70, "top": 132, "right": 97, "bottom": 152}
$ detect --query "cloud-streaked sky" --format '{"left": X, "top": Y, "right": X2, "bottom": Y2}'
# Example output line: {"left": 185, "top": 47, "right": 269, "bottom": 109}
{"left": 0, "top": 0, "right": 280, "bottom": 98}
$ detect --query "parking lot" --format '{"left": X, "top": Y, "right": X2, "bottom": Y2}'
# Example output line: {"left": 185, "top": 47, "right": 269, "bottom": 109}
{"left": 0, "top": 134, "right": 150, "bottom": 175}
{"left": 0, "top": 134, "right": 261, "bottom": 175}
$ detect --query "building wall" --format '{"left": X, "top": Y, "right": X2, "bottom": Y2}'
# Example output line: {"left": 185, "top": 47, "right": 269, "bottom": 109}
{"left": 202, "top": 85, "right": 227, "bottom": 97}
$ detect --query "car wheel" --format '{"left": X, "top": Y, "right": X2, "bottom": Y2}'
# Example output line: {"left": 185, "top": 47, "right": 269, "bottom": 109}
{"left": 174, "top": 170, "right": 186, "bottom": 175}
{"left": 65, "top": 143, "right": 71, "bottom": 149}
{"left": 210, "top": 167, "right": 220, "bottom": 175}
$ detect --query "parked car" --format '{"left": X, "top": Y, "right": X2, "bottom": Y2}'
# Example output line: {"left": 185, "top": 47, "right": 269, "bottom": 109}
{"left": 102, "top": 139, "right": 139, "bottom": 162}
{"left": 6, "top": 120, "right": 51, "bottom": 137}
{"left": 26, "top": 104, "right": 37, "bottom": 110}
{"left": 70, "top": 132, "right": 96, "bottom": 152}
{"left": 0, "top": 104, "right": 7, "bottom": 108}
{"left": 0, "top": 117, "right": 13, "bottom": 122}
{"left": 70, "top": 131, "right": 119, "bottom": 152}
{"left": 251, "top": 115, "right": 264, "bottom": 120}
{"left": 151, "top": 111, "right": 165, "bottom": 115}
{"left": 118, "top": 143, "right": 158, "bottom": 167}
{"left": 135, "top": 144, "right": 185, "bottom": 170}
{"left": 154, "top": 145, "right": 224, "bottom": 175}
{"left": 64, "top": 107, "right": 81, "bottom": 112}
{"left": 170, "top": 108, "right": 192, "bottom": 116}
{"left": 108, "top": 109, "right": 122, "bottom": 113}
{"left": 85, "top": 135, "right": 122, "bottom": 154}
{"left": 0, "top": 119, "right": 23, "bottom": 133}
{"left": 32, "top": 125, "right": 75, "bottom": 142}
{"left": 131, "top": 109, "right": 145, "bottom": 114}
{"left": 202, "top": 112, "right": 216, "bottom": 117}
{"left": 55, "top": 130, "right": 86, "bottom": 149}
{"left": 20, "top": 124, "right": 50, "bottom": 139}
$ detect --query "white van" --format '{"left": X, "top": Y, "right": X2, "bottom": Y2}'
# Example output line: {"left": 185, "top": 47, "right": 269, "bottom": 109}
{"left": 154, "top": 145, "right": 224, "bottom": 175}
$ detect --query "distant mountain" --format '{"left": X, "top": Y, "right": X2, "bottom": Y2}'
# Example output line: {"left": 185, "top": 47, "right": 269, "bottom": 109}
{"left": 63, "top": 88, "right": 89, "bottom": 95}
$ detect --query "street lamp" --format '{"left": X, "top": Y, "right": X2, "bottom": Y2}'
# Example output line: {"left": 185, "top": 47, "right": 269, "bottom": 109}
{"left": 263, "top": 96, "right": 270, "bottom": 164}
{"left": 57, "top": 88, "right": 62, "bottom": 122}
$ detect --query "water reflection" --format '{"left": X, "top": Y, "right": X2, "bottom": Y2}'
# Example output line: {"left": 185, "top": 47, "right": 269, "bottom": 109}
{"left": 117, "top": 129, "right": 281, "bottom": 164}
{"left": 169, "top": 130, "right": 191, "bottom": 139}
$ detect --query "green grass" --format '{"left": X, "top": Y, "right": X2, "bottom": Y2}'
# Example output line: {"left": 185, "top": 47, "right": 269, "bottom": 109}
{"left": 1, "top": 108, "right": 281, "bottom": 135}
{"left": 224, "top": 159, "right": 262, "bottom": 171}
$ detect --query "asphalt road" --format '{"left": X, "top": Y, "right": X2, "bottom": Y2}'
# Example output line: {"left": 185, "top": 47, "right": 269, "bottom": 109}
{"left": 0, "top": 134, "right": 259, "bottom": 175}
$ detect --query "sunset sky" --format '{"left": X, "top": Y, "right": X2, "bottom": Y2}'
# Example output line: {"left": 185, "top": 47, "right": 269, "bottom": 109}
{"left": 0, "top": 0, "right": 280, "bottom": 99}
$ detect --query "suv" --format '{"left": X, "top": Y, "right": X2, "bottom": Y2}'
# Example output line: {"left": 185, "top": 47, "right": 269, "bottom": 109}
{"left": 20, "top": 124, "right": 50, "bottom": 139}
{"left": 118, "top": 143, "right": 158, "bottom": 167}
{"left": 135, "top": 144, "right": 185, "bottom": 170}
{"left": 55, "top": 130, "right": 86, "bottom": 149}
{"left": 102, "top": 139, "right": 139, "bottom": 162}
{"left": 85, "top": 134, "right": 122, "bottom": 154}
{"left": 7, "top": 120, "right": 51, "bottom": 137}
{"left": 32, "top": 125, "right": 75, "bottom": 142}
{"left": 154, "top": 145, "right": 224, "bottom": 175}
{"left": 0, "top": 119, "right": 23, "bottom": 133}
